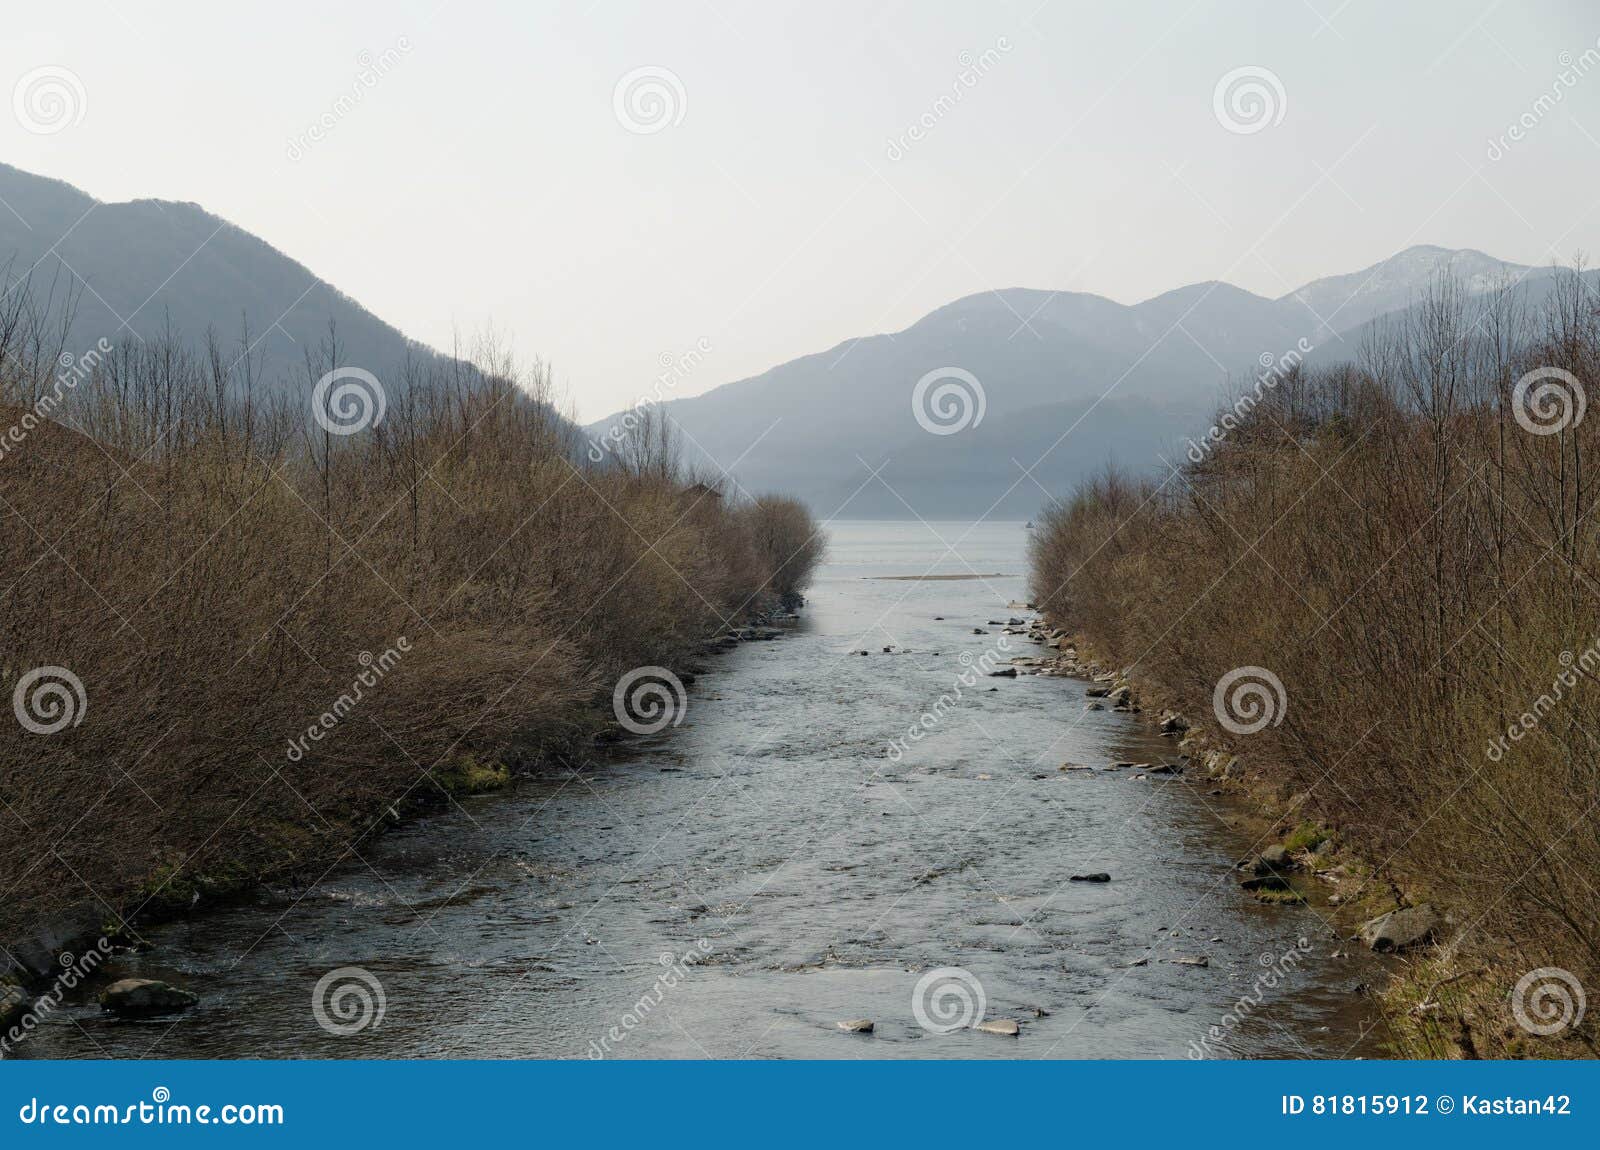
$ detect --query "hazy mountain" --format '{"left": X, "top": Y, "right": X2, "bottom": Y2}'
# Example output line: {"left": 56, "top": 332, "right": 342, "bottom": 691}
{"left": 0, "top": 162, "right": 449, "bottom": 380}
{"left": 0, "top": 164, "right": 1568, "bottom": 519}
{"left": 1280, "top": 244, "right": 1528, "bottom": 343}
{"left": 588, "top": 244, "right": 1587, "bottom": 519}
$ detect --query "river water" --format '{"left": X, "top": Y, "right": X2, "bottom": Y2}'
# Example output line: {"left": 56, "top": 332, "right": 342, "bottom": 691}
{"left": 23, "top": 520, "right": 1382, "bottom": 1060}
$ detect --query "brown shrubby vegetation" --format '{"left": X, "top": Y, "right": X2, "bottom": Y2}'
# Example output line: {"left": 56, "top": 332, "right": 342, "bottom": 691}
{"left": 0, "top": 288, "right": 822, "bottom": 947}
{"left": 1031, "top": 267, "right": 1600, "bottom": 1055}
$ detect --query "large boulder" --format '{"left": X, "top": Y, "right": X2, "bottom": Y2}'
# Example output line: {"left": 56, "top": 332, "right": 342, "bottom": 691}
{"left": 1253, "top": 845, "right": 1296, "bottom": 874}
{"left": 100, "top": 978, "right": 199, "bottom": 1018}
{"left": 1359, "top": 905, "right": 1438, "bottom": 952}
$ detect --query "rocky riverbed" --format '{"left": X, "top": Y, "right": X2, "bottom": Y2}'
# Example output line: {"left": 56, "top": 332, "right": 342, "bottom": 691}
{"left": 8, "top": 521, "right": 1387, "bottom": 1059}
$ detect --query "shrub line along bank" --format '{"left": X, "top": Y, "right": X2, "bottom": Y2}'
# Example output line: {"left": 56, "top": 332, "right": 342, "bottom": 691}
{"left": 0, "top": 295, "right": 824, "bottom": 1011}
{"left": 1029, "top": 266, "right": 1600, "bottom": 1058}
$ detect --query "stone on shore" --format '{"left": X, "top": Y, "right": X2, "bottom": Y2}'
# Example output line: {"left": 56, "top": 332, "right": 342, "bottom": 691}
{"left": 988, "top": 666, "right": 1018, "bottom": 677}
{"left": 100, "top": 978, "right": 199, "bottom": 1018}
{"left": 1252, "top": 845, "right": 1295, "bottom": 874}
{"left": 1171, "top": 955, "right": 1210, "bottom": 967}
{"left": 1359, "top": 905, "right": 1437, "bottom": 952}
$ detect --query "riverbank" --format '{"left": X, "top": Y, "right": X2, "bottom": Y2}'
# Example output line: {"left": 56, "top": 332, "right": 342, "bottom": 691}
{"left": 14, "top": 520, "right": 1380, "bottom": 1059}
{"left": 1025, "top": 272, "right": 1600, "bottom": 1057}
{"left": 1033, "top": 627, "right": 1597, "bottom": 1058}
{"left": 0, "top": 316, "right": 827, "bottom": 1019}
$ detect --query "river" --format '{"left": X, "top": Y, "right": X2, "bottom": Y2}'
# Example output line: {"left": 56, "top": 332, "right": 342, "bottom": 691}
{"left": 21, "top": 520, "right": 1382, "bottom": 1059}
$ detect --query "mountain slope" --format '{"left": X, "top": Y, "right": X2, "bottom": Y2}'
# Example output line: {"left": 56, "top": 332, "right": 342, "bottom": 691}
{"left": 0, "top": 162, "right": 447, "bottom": 378}
{"left": 590, "top": 244, "right": 1582, "bottom": 519}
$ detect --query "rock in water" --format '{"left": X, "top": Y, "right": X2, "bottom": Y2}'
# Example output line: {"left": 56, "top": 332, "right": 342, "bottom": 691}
{"left": 836, "top": 1018, "right": 874, "bottom": 1033}
{"left": 1359, "top": 905, "right": 1437, "bottom": 952}
{"left": 974, "top": 1018, "right": 1020, "bottom": 1036}
{"left": 988, "top": 667, "right": 1018, "bottom": 677}
{"left": 1070, "top": 872, "right": 1111, "bottom": 883}
{"left": 100, "top": 978, "right": 199, "bottom": 1018}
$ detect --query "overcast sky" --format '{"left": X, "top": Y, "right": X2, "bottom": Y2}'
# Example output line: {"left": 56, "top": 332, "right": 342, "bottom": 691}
{"left": 6, "top": 1, "right": 1600, "bottom": 420}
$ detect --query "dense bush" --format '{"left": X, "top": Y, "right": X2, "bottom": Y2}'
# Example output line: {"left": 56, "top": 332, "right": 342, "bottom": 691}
{"left": 0, "top": 290, "right": 820, "bottom": 945}
{"left": 1031, "top": 267, "right": 1599, "bottom": 1054}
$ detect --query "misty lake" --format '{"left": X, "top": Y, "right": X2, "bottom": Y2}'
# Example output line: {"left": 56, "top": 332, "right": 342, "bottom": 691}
{"left": 24, "top": 521, "right": 1381, "bottom": 1059}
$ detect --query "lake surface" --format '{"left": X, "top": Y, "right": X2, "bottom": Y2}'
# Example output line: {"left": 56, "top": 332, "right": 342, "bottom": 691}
{"left": 21, "top": 520, "right": 1383, "bottom": 1059}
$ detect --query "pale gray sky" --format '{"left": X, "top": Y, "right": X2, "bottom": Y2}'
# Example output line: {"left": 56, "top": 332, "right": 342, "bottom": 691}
{"left": 6, "top": 0, "right": 1600, "bottom": 420}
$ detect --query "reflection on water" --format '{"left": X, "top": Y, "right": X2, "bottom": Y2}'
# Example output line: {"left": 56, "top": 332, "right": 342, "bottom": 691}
{"left": 21, "top": 521, "right": 1383, "bottom": 1060}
